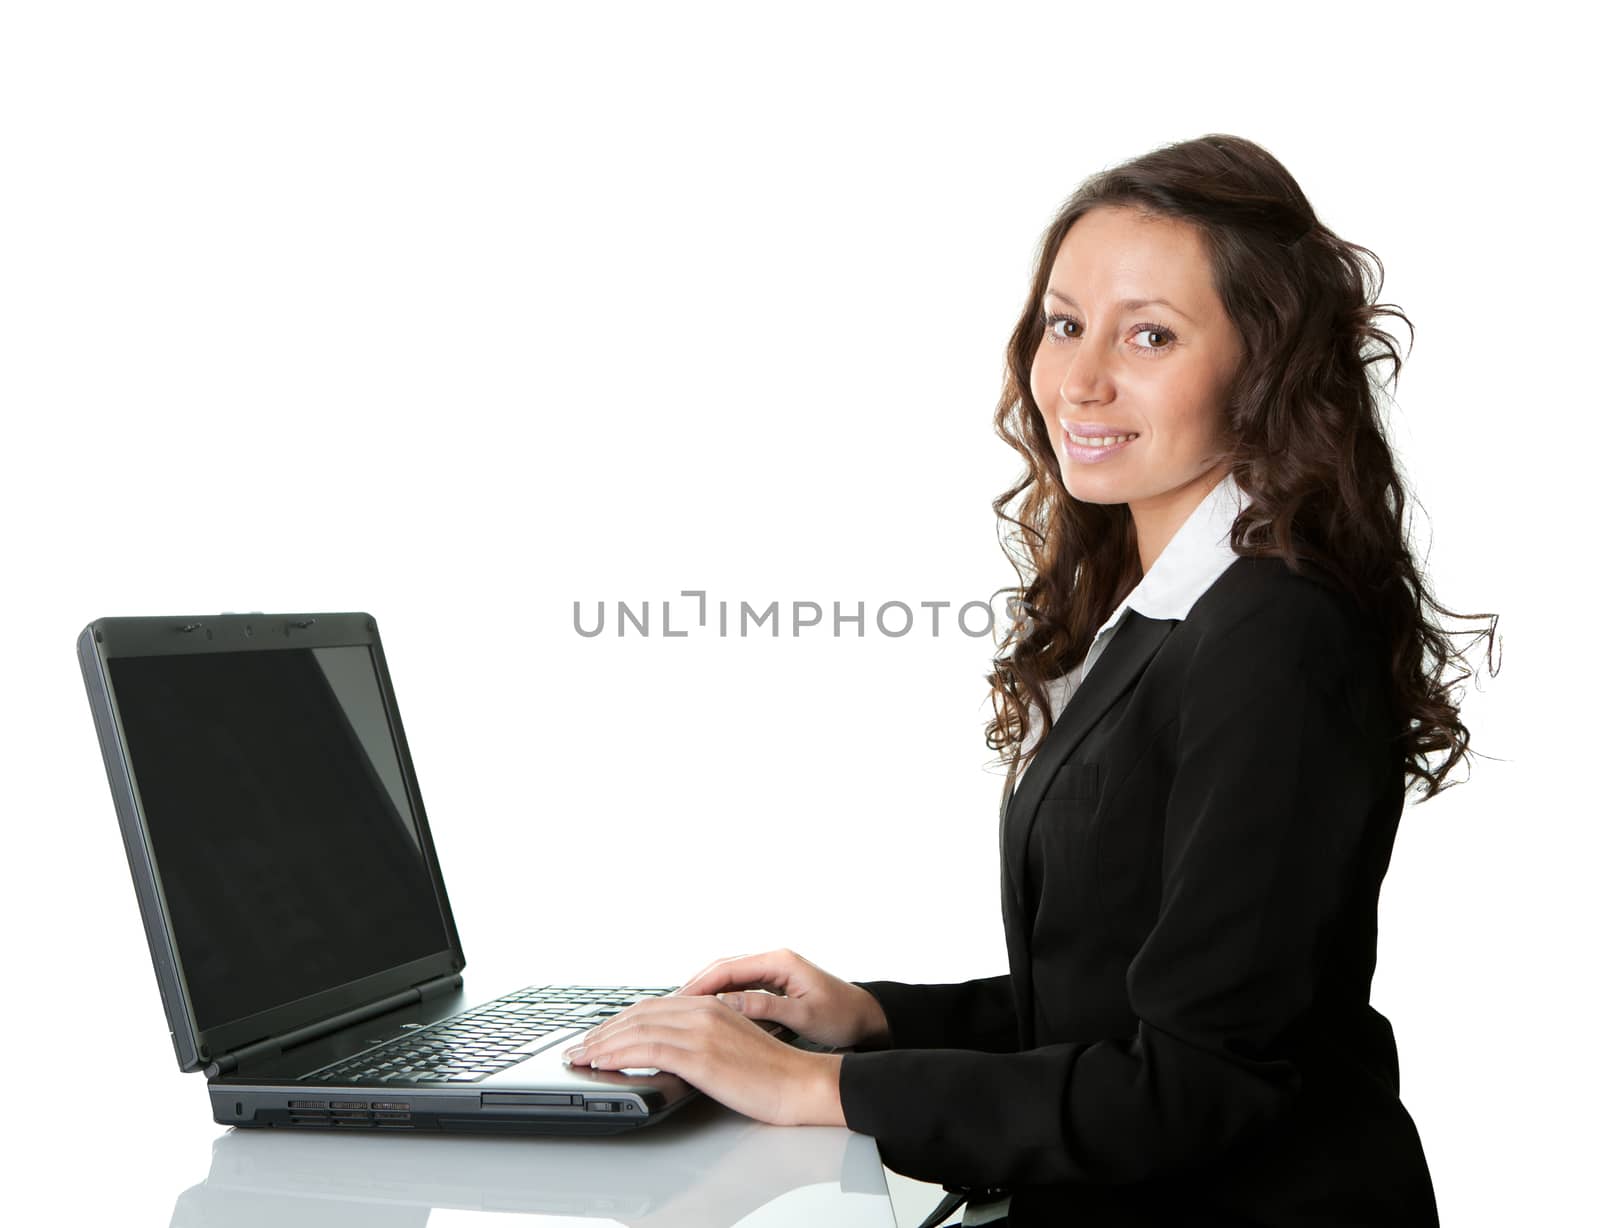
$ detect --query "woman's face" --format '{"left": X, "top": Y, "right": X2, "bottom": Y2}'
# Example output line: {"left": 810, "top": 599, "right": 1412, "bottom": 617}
{"left": 1029, "top": 206, "right": 1244, "bottom": 520}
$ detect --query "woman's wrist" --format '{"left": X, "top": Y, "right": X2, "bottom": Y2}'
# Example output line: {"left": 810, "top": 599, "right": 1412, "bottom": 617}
{"left": 804, "top": 1051, "right": 846, "bottom": 1127}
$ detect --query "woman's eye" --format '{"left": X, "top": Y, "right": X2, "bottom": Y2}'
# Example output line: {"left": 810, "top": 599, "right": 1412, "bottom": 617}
{"left": 1044, "top": 313, "right": 1078, "bottom": 340}
{"left": 1132, "top": 325, "right": 1175, "bottom": 351}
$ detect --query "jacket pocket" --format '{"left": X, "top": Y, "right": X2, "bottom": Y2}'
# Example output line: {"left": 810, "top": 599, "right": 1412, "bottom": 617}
{"left": 1042, "top": 761, "right": 1098, "bottom": 803}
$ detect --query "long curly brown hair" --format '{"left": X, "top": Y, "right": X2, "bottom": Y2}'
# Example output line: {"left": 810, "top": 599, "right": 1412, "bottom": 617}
{"left": 985, "top": 134, "right": 1499, "bottom": 803}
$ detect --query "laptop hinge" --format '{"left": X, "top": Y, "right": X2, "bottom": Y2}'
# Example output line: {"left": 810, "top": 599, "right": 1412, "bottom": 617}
{"left": 203, "top": 972, "right": 464, "bottom": 1078}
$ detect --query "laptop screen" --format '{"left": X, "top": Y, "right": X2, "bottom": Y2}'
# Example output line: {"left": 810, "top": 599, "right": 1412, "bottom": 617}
{"left": 108, "top": 644, "right": 451, "bottom": 1033}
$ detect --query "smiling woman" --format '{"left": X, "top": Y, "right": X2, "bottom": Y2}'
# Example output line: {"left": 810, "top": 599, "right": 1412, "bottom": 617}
{"left": 563, "top": 134, "right": 1500, "bottom": 1228}
{"left": 842, "top": 131, "right": 1498, "bottom": 1226}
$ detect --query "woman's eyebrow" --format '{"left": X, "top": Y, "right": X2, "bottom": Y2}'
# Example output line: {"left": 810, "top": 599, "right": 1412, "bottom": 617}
{"left": 1043, "top": 288, "right": 1196, "bottom": 324}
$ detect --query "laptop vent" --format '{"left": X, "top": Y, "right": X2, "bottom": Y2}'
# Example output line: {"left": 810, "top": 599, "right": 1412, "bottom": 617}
{"left": 285, "top": 1099, "right": 413, "bottom": 1129}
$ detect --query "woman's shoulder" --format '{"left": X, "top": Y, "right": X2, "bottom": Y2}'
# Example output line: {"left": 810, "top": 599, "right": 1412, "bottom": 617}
{"left": 1168, "top": 553, "right": 1399, "bottom": 752}
{"left": 1178, "top": 553, "right": 1369, "bottom": 669}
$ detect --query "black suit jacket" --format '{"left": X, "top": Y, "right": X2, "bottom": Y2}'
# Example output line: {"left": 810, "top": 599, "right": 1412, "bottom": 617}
{"left": 837, "top": 555, "right": 1440, "bottom": 1227}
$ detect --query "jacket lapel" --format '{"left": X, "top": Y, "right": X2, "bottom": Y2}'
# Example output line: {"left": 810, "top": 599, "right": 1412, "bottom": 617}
{"left": 999, "top": 610, "right": 1178, "bottom": 1047}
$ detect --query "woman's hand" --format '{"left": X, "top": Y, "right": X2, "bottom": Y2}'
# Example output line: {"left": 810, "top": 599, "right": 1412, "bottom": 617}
{"left": 559, "top": 993, "right": 845, "bottom": 1126}
{"left": 673, "top": 948, "right": 891, "bottom": 1050}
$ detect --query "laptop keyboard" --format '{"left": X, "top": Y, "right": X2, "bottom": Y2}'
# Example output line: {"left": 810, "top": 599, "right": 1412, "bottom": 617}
{"left": 305, "top": 984, "right": 675, "bottom": 1085}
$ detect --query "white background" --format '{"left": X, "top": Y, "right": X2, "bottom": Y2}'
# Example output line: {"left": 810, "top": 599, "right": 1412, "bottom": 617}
{"left": 2, "top": 3, "right": 1590, "bottom": 1224}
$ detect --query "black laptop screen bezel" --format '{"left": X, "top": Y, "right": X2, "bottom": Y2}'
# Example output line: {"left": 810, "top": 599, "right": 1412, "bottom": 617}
{"left": 78, "top": 612, "right": 466, "bottom": 1072}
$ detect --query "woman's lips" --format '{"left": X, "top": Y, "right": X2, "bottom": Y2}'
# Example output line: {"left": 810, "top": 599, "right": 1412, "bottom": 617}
{"left": 1061, "top": 429, "right": 1138, "bottom": 464}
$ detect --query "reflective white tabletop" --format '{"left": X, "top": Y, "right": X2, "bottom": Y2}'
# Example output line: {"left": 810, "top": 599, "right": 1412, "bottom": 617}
{"left": 167, "top": 1094, "right": 895, "bottom": 1227}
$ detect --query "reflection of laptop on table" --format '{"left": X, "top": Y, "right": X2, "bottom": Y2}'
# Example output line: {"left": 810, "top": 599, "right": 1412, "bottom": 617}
{"left": 78, "top": 611, "right": 814, "bottom": 1135}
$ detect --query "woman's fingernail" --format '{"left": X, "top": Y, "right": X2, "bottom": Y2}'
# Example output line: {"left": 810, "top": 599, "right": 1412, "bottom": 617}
{"left": 563, "top": 1045, "right": 586, "bottom": 1059}
{"left": 717, "top": 992, "right": 742, "bottom": 1010}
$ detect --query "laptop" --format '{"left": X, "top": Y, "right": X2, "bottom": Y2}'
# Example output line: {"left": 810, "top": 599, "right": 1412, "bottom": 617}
{"left": 77, "top": 611, "right": 821, "bottom": 1135}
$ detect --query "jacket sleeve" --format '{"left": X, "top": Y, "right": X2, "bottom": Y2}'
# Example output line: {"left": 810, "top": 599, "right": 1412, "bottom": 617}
{"left": 838, "top": 585, "right": 1384, "bottom": 1188}
{"left": 849, "top": 975, "right": 1018, "bottom": 1053}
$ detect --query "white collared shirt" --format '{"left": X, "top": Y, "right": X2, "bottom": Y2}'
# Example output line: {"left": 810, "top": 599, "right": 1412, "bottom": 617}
{"left": 1012, "top": 471, "right": 1251, "bottom": 794}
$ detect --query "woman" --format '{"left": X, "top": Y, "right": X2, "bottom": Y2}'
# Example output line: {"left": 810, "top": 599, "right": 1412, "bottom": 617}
{"left": 559, "top": 134, "right": 1496, "bottom": 1226}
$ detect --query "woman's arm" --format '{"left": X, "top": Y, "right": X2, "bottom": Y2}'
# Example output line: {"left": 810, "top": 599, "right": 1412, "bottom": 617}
{"left": 848, "top": 974, "right": 1017, "bottom": 1052}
